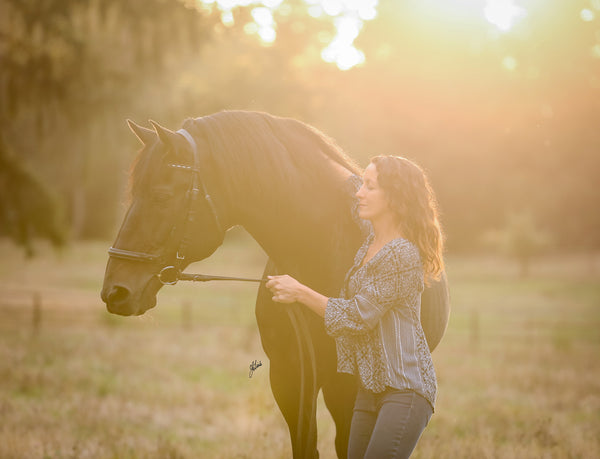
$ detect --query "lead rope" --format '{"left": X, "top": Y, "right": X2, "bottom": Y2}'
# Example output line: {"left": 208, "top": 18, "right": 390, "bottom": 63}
{"left": 274, "top": 264, "right": 318, "bottom": 459}
{"left": 296, "top": 304, "right": 318, "bottom": 457}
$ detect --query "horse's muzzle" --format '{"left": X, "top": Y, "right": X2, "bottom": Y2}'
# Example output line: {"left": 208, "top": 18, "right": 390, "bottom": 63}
{"left": 101, "top": 284, "right": 155, "bottom": 316}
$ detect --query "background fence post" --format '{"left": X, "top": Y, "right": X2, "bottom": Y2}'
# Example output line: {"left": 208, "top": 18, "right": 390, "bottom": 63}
{"left": 32, "top": 292, "right": 42, "bottom": 335}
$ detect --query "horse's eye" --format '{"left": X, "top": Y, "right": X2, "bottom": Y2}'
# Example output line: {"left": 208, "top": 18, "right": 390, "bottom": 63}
{"left": 152, "top": 191, "right": 173, "bottom": 205}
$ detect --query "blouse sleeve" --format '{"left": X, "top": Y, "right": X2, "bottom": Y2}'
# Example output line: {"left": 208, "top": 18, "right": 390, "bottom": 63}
{"left": 324, "top": 242, "right": 423, "bottom": 337}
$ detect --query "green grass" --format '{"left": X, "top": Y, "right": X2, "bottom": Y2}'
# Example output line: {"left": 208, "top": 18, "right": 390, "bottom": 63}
{"left": 0, "top": 233, "right": 599, "bottom": 458}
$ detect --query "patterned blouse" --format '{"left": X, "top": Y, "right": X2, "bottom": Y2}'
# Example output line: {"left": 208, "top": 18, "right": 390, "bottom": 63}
{"left": 324, "top": 175, "right": 437, "bottom": 409}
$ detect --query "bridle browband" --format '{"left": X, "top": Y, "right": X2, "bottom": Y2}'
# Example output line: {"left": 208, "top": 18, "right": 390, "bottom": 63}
{"left": 108, "top": 128, "right": 265, "bottom": 285}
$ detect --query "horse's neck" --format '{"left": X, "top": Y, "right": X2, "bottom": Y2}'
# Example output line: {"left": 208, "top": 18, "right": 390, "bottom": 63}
{"left": 238, "top": 173, "right": 360, "bottom": 291}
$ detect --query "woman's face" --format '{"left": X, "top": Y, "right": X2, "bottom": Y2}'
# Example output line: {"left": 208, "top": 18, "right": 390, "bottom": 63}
{"left": 356, "top": 163, "right": 391, "bottom": 222}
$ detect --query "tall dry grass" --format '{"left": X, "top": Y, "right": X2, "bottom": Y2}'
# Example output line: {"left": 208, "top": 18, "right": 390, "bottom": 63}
{"left": 0, "top": 231, "right": 598, "bottom": 458}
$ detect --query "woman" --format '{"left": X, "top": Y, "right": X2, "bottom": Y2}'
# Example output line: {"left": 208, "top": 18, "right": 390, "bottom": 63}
{"left": 266, "top": 155, "right": 444, "bottom": 459}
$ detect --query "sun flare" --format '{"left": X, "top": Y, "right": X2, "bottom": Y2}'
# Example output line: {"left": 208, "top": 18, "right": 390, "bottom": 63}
{"left": 483, "top": 0, "right": 526, "bottom": 32}
{"left": 199, "top": 0, "right": 533, "bottom": 69}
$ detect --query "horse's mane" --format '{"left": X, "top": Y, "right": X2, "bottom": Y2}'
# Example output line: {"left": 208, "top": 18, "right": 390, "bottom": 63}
{"left": 185, "top": 110, "right": 362, "bottom": 215}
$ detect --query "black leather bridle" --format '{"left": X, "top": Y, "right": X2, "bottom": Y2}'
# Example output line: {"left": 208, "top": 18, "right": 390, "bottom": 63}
{"left": 108, "top": 128, "right": 266, "bottom": 285}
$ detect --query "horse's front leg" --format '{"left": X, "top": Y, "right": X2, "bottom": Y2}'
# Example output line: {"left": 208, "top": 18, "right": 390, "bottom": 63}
{"left": 321, "top": 370, "right": 356, "bottom": 458}
{"left": 256, "top": 259, "right": 320, "bottom": 459}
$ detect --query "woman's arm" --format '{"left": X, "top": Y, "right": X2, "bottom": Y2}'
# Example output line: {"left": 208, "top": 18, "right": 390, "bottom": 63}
{"left": 266, "top": 266, "right": 418, "bottom": 336}
{"left": 267, "top": 241, "right": 423, "bottom": 337}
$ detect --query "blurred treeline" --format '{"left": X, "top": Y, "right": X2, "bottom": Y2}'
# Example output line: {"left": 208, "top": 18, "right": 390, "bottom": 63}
{"left": 1, "top": 0, "right": 599, "bottom": 253}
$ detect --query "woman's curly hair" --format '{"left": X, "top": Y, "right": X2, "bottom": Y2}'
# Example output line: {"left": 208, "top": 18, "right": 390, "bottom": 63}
{"left": 371, "top": 155, "right": 445, "bottom": 283}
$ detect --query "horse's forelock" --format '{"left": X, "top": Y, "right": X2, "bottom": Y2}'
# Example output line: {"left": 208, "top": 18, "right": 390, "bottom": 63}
{"left": 128, "top": 138, "right": 162, "bottom": 204}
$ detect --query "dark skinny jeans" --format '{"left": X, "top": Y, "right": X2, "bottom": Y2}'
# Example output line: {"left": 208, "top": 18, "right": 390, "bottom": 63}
{"left": 347, "top": 387, "right": 433, "bottom": 459}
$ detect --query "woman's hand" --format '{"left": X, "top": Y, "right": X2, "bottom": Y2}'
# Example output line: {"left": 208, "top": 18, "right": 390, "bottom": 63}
{"left": 266, "top": 275, "right": 305, "bottom": 304}
{"left": 266, "top": 275, "right": 329, "bottom": 318}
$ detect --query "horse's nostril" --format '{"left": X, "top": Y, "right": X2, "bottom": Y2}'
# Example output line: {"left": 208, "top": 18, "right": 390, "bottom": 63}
{"left": 108, "top": 285, "right": 130, "bottom": 304}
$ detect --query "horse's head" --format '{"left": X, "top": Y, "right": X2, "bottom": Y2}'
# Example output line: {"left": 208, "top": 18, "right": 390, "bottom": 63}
{"left": 101, "top": 120, "right": 227, "bottom": 315}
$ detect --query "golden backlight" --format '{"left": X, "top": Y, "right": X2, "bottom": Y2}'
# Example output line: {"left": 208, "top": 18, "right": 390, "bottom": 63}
{"left": 483, "top": 0, "right": 527, "bottom": 31}
{"left": 415, "top": 0, "right": 528, "bottom": 32}
{"left": 195, "top": 0, "right": 561, "bottom": 70}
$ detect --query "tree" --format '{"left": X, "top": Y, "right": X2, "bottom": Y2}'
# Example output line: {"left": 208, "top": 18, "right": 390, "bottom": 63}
{"left": 0, "top": 0, "right": 218, "bottom": 246}
{"left": 0, "top": 131, "right": 65, "bottom": 254}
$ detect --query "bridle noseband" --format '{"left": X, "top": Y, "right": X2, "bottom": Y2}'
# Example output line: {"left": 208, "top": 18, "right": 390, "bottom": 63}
{"left": 108, "top": 127, "right": 227, "bottom": 284}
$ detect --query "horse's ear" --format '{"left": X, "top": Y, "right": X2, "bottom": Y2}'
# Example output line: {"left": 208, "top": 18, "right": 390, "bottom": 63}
{"left": 149, "top": 120, "right": 187, "bottom": 151}
{"left": 127, "top": 119, "right": 155, "bottom": 146}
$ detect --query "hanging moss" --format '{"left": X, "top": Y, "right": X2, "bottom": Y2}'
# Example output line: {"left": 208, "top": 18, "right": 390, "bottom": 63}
{"left": 0, "top": 134, "right": 67, "bottom": 256}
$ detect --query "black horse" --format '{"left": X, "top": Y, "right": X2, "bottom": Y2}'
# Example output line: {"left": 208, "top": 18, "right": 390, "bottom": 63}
{"left": 101, "top": 110, "right": 450, "bottom": 458}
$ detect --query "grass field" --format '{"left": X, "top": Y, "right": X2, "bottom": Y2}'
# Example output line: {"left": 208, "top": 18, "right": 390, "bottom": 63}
{"left": 1, "top": 229, "right": 599, "bottom": 458}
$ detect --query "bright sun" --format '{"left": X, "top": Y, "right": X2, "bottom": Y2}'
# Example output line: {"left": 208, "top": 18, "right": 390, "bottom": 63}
{"left": 483, "top": 0, "right": 527, "bottom": 32}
